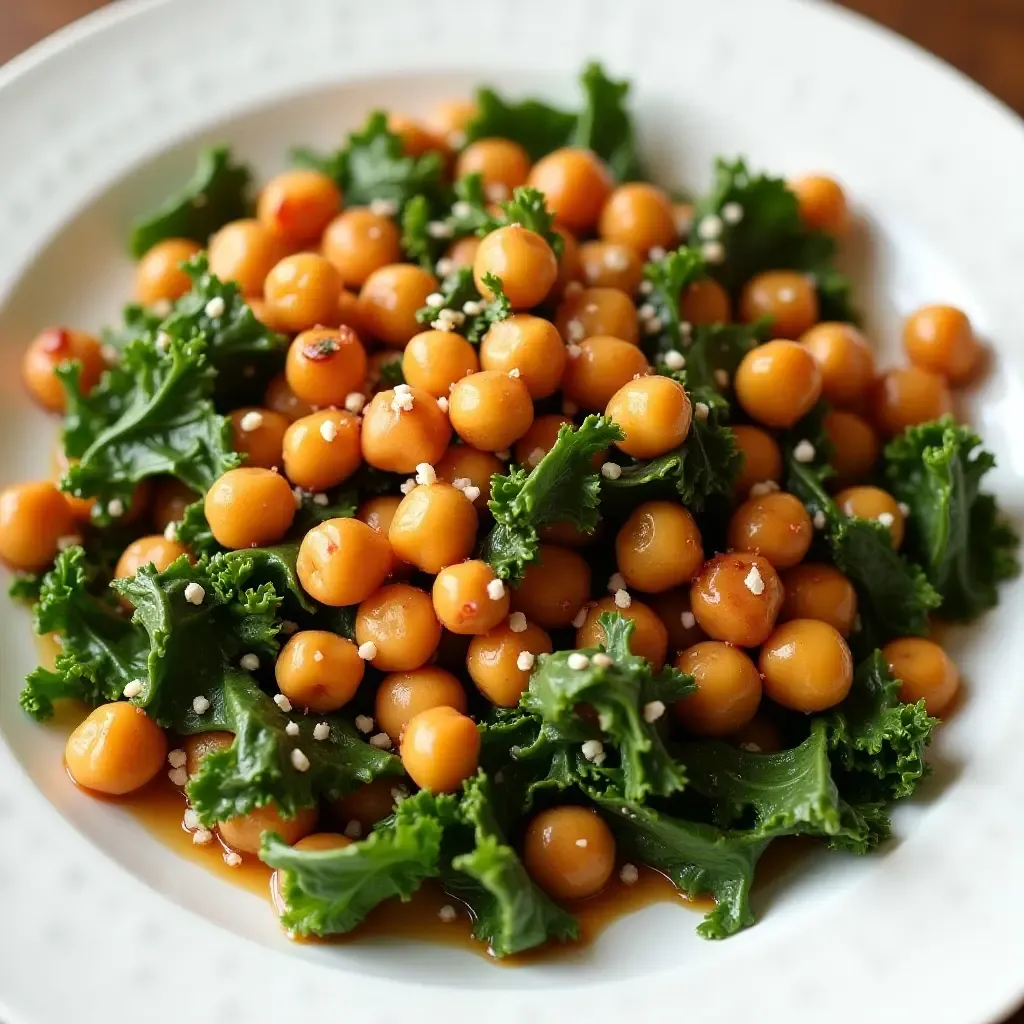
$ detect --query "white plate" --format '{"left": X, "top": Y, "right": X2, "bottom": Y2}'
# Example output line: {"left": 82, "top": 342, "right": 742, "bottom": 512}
{"left": 1, "top": 0, "right": 1023, "bottom": 1021}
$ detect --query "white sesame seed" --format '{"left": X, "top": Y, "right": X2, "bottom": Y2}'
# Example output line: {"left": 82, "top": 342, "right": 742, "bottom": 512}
{"left": 571, "top": 607, "right": 589, "bottom": 629}
{"left": 400, "top": 478, "right": 416, "bottom": 496}
{"left": 355, "top": 714, "right": 374, "bottom": 734}
{"left": 358, "top": 641, "right": 378, "bottom": 661}
{"left": 698, "top": 215, "right": 724, "bottom": 241}
{"left": 568, "top": 652, "right": 591, "bottom": 671}
{"left": 680, "top": 610, "right": 697, "bottom": 629}
{"left": 516, "top": 651, "right": 536, "bottom": 672}
{"left": 106, "top": 498, "right": 125, "bottom": 518}
{"left": 648, "top": 246, "right": 667, "bottom": 261}
{"left": 239, "top": 410, "right": 263, "bottom": 432}
{"left": 813, "top": 509, "right": 827, "bottom": 530}
{"left": 313, "top": 722, "right": 330, "bottom": 741}
{"left": 425, "top": 292, "right": 445, "bottom": 308}
{"left": 101, "top": 343, "right": 118, "bottom": 364}
{"left": 722, "top": 201, "right": 744, "bottom": 225}
{"left": 183, "top": 808, "right": 200, "bottom": 830}
{"left": 223, "top": 850, "right": 242, "bottom": 867}
{"left": 153, "top": 300, "right": 172, "bottom": 317}
{"left": 462, "top": 299, "right": 482, "bottom": 317}
{"left": 155, "top": 330, "right": 171, "bottom": 350}
{"left": 614, "top": 589, "right": 632, "bottom": 609}
{"left": 204, "top": 296, "right": 226, "bottom": 318}
{"left": 184, "top": 581, "right": 205, "bottom": 605}
{"left": 602, "top": 246, "right": 630, "bottom": 271}
{"left": 643, "top": 700, "right": 666, "bottom": 723}
{"left": 507, "top": 367, "right": 521, "bottom": 380}
{"left": 56, "top": 534, "right": 81, "bottom": 552}
{"left": 274, "top": 693, "right": 293, "bottom": 712}
{"left": 391, "top": 390, "right": 415, "bottom": 412}
{"left": 714, "top": 368, "right": 730, "bottom": 388}
{"left": 877, "top": 511, "right": 895, "bottom": 527}
{"left": 643, "top": 316, "right": 663, "bottom": 334}
{"left": 122, "top": 679, "right": 143, "bottom": 699}
{"left": 394, "top": 381, "right": 411, "bottom": 394}
{"left": 167, "top": 749, "right": 187, "bottom": 768}
{"left": 638, "top": 280, "right": 654, "bottom": 295}
{"left": 898, "top": 502, "right": 910, "bottom": 516}
{"left": 581, "top": 738, "right": 605, "bottom": 764}
{"left": 370, "top": 197, "right": 398, "bottom": 217}
{"left": 192, "top": 828, "right": 214, "bottom": 845}
{"left": 487, "top": 578, "right": 506, "bottom": 601}
{"left": 392, "top": 785, "right": 409, "bottom": 803}
{"left": 527, "top": 447, "right": 546, "bottom": 468}
{"left": 566, "top": 343, "right": 583, "bottom": 360}
{"left": 566, "top": 319, "right": 585, "bottom": 342}
{"left": 319, "top": 419, "right": 338, "bottom": 443}
{"left": 600, "top": 461, "right": 622, "bottom": 481}
{"left": 285, "top": 721, "right": 300, "bottom": 736}
{"left": 744, "top": 565, "right": 765, "bottom": 595}
{"left": 438, "top": 904, "right": 458, "bottom": 923}
{"left": 485, "top": 182, "right": 509, "bottom": 203}
{"left": 620, "top": 863, "right": 639, "bottom": 885}
{"left": 663, "top": 350, "right": 686, "bottom": 371}
{"left": 344, "top": 819, "right": 363, "bottom": 839}
{"left": 638, "top": 303, "right": 657, "bottom": 320}
{"left": 369, "top": 732, "right": 392, "bottom": 749}
{"left": 451, "top": 200, "right": 473, "bottom": 219}
{"left": 291, "top": 749, "right": 310, "bottom": 772}
{"left": 435, "top": 257, "right": 455, "bottom": 277}
{"left": 192, "top": 695, "right": 211, "bottom": 715}
{"left": 163, "top": 521, "right": 179, "bottom": 541}
{"left": 702, "top": 241, "right": 725, "bottom": 264}
{"left": 344, "top": 391, "right": 366, "bottom": 414}
{"left": 427, "top": 220, "right": 453, "bottom": 239}
{"left": 415, "top": 462, "right": 437, "bottom": 486}
{"left": 591, "top": 652, "right": 613, "bottom": 668}
{"left": 694, "top": 401, "right": 710, "bottom": 421}
{"left": 292, "top": 486, "right": 304, "bottom": 509}
{"left": 509, "top": 612, "right": 528, "bottom": 633}
{"left": 462, "top": 485, "right": 481, "bottom": 503}
{"left": 680, "top": 320, "right": 693, "bottom": 336}
{"left": 607, "top": 572, "right": 627, "bottom": 593}
{"left": 240, "top": 654, "right": 259, "bottom": 671}
{"left": 793, "top": 439, "right": 816, "bottom": 463}
{"left": 749, "top": 479, "right": 781, "bottom": 498}
{"left": 452, "top": 477, "right": 472, "bottom": 491}
{"left": 168, "top": 767, "right": 188, "bottom": 787}
{"left": 435, "top": 396, "right": 449, "bottom": 413}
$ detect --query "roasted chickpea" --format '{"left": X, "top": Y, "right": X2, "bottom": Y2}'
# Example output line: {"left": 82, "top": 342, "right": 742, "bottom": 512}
{"left": 292, "top": 833, "right": 352, "bottom": 853}
{"left": 883, "top": 636, "right": 960, "bottom": 715}
{"left": 870, "top": 366, "right": 953, "bottom": 438}
{"left": 297, "top": 517, "right": 393, "bottom": 607}
{"left": 388, "top": 115, "right": 444, "bottom": 158}
{"left": 577, "top": 241, "right": 643, "bottom": 293}
{"left": 551, "top": 226, "right": 582, "bottom": 300}
{"left": 732, "top": 425, "right": 783, "bottom": 498}
{"left": 23, "top": 328, "right": 106, "bottom": 413}
{"left": 322, "top": 209, "right": 403, "bottom": 288}
{"left": 275, "top": 630, "right": 365, "bottom": 712}
{"left": 445, "top": 235, "right": 481, "bottom": 270}
{"left": 388, "top": 483, "right": 478, "bottom": 573}
{"left": 204, "top": 467, "right": 295, "bottom": 549}
{"left": 727, "top": 492, "right": 812, "bottom": 570}
{"left": 513, "top": 415, "right": 577, "bottom": 470}
{"left": 674, "top": 642, "right": 762, "bottom": 736}
{"left": 598, "top": 182, "right": 677, "bottom": 254}
{"left": 286, "top": 328, "right": 368, "bottom": 409}
{"left": 789, "top": 174, "right": 851, "bottom": 236}
{"left": 800, "top": 322, "right": 876, "bottom": 407}
{"left": 740, "top": 271, "right": 819, "bottom": 339}
{"left": 229, "top": 406, "right": 290, "bottom": 469}
{"left": 473, "top": 226, "right": 558, "bottom": 311}
{"left": 375, "top": 666, "right": 467, "bottom": 744}
{"left": 426, "top": 98, "right": 477, "bottom": 147}
{"left": 524, "top": 806, "right": 616, "bottom": 900}
{"left": 264, "top": 253, "right": 343, "bottom": 334}
{"left": 247, "top": 296, "right": 282, "bottom": 332}
{"left": 184, "top": 730, "right": 233, "bottom": 777}
{"left": 527, "top": 148, "right": 612, "bottom": 234}
{"left": 65, "top": 702, "right": 167, "bottom": 795}
{"left": 780, "top": 563, "right": 858, "bottom": 635}
{"left": 731, "top": 715, "right": 784, "bottom": 754}
{"left": 456, "top": 138, "right": 531, "bottom": 194}
{"left": 333, "top": 777, "right": 402, "bottom": 831}
{"left": 151, "top": 478, "right": 197, "bottom": 533}
{"left": 648, "top": 587, "right": 706, "bottom": 653}
{"left": 434, "top": 445, "right": 502, "bottom": 512}
{"left": 337, "top": 287, "right": 368, "bottom": 335}
{"left": 823, "top": 410, "right": 879, "bottom": 487}
{"left": 114, "top": 535, "right": 190, "bottom": 585}
{"left": 402, "top": 330, "right": 479, "bottom": 398}
{"left": 903, "top": 304, "right": 981, "bottom": 384}
{"left": 511, "top": 545, "right": 591, "bottom": 629}
{"left": 355, "top": 584, "right": 441, "bottom": 673}
{"left": 480, "top": 315, "right": 567, "bottom": 399}
{"left": 449, "top": 370, "right": 534, "bottom": 451}
{"left": 282, "top": 410, "right": 362, "bottom": 491}
{"left": 0, "top": 482, "right": 77, "bottom": 571}
{"left": 734, "top": 339, "right": 822, "bottom": 428}
{"left": 561, "top": 336, "right": 650, "bottom": 412}
{"left": 690, "top": 552, "right": 783, "bottom": 648}
{"left": 357, "top": 494, "right": 411, "bottom": 577}
{"left": 360, "top": 387, "right": 452, "bottom": 473}
{"left": 759, "top": 619, "right": 854, "bottom": 712}
{"left": 264, "top": 372, "right": 315, "bottom": 422}
{"left": 555, "top": 286, "right": 639, "bottom": 345}
{"left": 359, "top": 263, "right": 438, "bottom": 348}
{"left": 135, "top": 238, "right": 202, "bottom": 304}
{"left": 680, "top": 278, "right": 731, "bottom": 325}
{"left": 616, "top": 501, "right": 703, "bottom": 593}
{"left": 401, "top": 705, "right": 481, "bottom": 794}
{"left": 219, "top": 804, "right": 318, "bottom": 856}
{"left": 538, "top": 519, "right": 600, "bottom": 548}
{"left": 835, "top": 486, "right": 905, "bottom": 548}
{"left": 467, "top": 619, "right": 552, "bottom": 707}
{"left": 208, "top": 219, "right": 286, "bottom": 296}
{"left": 432, "top": 559, "right": 510, "bottom": 634}
{"left": 606, "top": 375, "right": 691, "bottom": 459}
{"left": 257, "top": 168, "right": 341, "bottom": 246}
{"left": 576, "top": 596, "right": 669, "bottom": 670}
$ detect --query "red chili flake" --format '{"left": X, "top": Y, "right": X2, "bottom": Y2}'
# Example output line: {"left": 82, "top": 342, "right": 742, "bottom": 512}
{"left": 302, "top": 337, "right": 340, "bottom": 361}
{"left": 459, "top": 601, "right": 478, "bottom": 622}
{"left": 40, "top": 328, "right": 70, "bottom": 354}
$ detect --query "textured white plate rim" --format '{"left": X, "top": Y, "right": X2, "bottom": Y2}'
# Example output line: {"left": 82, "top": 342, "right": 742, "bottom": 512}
{"left": 1, "top": 1, "right": 1023, "bottom": 1022}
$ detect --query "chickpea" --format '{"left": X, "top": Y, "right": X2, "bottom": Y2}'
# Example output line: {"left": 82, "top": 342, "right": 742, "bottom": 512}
{"left": 456, "top": 138, "right": 531, "bottom": 194}
{"left": 551, "top": 226, "right": 582, "bottom": 300}
{"left": 598, "top": 182, "right": 677, "bottom": 254}
{"left": 606, "top": 375, "right": 692, "bottom": 459}
{"left": 578, "top": 241, "right": 643, "bottom": 293}
{"left": 449, "top": 370, "right": 534, "bottom": 451}
{"left": 883, "top": 636, "right": 960, "bottom": 715}
{"left": 903, "top": 304, "right": 981, "bottom": 384}
{"left": 0, "top": 482, "right": 77, "bottom": 571}
{"left": 403, "top": 330, "right": 479, "bottom": 398}
{"left": 480, "top": 315, "right": 567, "bottom": 399}
{"left": 336, "top": 287, "right": 368, "bottom": 335}
{"left": 204, "top": 468, "right": 295, "bottom": 549}
{"left": 388, "top": 483, "right": 478, "bottom": 573}
{"left": 759, "top": 619, "right": 854, "bottom": 712}
{"left": 561, "top": 336, "right": 649, "bottom": 412}
{"left": 690, "top": 553, "right": 784, "bottom": 647}
{"left": 357, "top": 494, "right": 412, "bottom": 577}
{"left": 208, "top": 219, "right": 286, "bottom": 296}
{"left": 292, "top": 833, "right": 351, "bottom": 853}
{"left": 527, "top": 148, "right": 613, "bottom": 234}
{"left": 434, "top": 445, "right": 502, "bottom": 513}
{"left": 360, "top": 387, "right": 452, "bottom": 473}
{"left": 184, "top": 730, "right": 232, "bottom": 777}
{"left": 727, "top": 491, "right": 812, "bottom": 570}
{"left": 432, "top": 559, "right": 510, "bottom": 634}
{"left": 426, "top": 98, "right": 477, "bottom": 146}
{"left": 524, "top": 806, "right": 616, "bottom": 900}
{"left": 680, "top": 278, "right": 731, "bottom": 325}
{"left": 333, "top": 777, "right": 401, "bottom": 830}
{"left": 730, "top": 715, "right": 784, "bottom": 754}
{"left": 555, "top": 286, "right": 639, "bottom": 345}
{"left": 229, "top": 406, "right": 290, "bottom": 469}
{"left": 388, "top": 115, "right": 444, "bottom": 158}
{"left": 446, "top": 235, "right": 481, "bottom": 270}
{"left": 780, "top": 563, "right": 858, "bottom": 635}
{"left": 674, "top": 642, "right": 762, "bottom": 736}
{"left": 800, "top": 322, "right": 876, "bottom": 407}
{"left": 359, "top": 263, "right": 438, "bottom": 348}
{"left": 835, "top": 486, "right": 905, "bottom": 548}
{"left": 322, "top": 209, "right": 403, "bottom": 288}
{"left": 275, "top": 630, "right": 365, "bottom": 712}
{"left": 219, "top": 803, "right": 318, "bottom": 856}
{"left": 823, "top": 410, "right": 879, "bottom": 488}
{"left": 401, "top": 705, "right": 480, "bottom": 794}
{"left": 616, "top": 501, "right": 703, "bottom": 593}
{"left": 473, "top": 226, "right": 558, "bottom": 311}
{"left": 511, "top": 545, "right": 591, "bottom": 629}
{"left": 264, "top": 253, "right": 343, "bottom": 333}
{"left": 264, "top": 372, "right": 314, "bottom": 422}
{"left": 375, "top": 666, "right": 468, "bottom": 744}
{"left": 257, "top": 169, "right": 341, "bottom": 247}
{"left": 152, "top": 478, "right": 198, "bottom": 533}
{"left": 297, "top": 517, "right": 392, "bottom": 607}
{"left": 135, "top": 238, "right": 202, "bottom": 304}
{"left": 23, "top": 328, "right": 106, "bottom": 413}
{"left": 788, "top": 175, "right": 851, "bottom": 236}
{"left": 247, "top": 296, "right": 282, "bottom": 332}
{"left": 538, "top": 519, "right": 601, "bottom": 548}
{"left": 648, "top": 587, "right": 705, "bottom": 653}
{"left": 870, "top": 366, "right": 953, "bottom": 438}
{"left": 734, "top": 339, "right": 823, "bottom": 429}
{"left": 732, "top": 425, "right": 783, "bottom": 498}
{"left": 576, "top": 596, "right": 668, "bottom": 670}
{"left": 114, "top": 535, "right": 190, "bottom": 584}
{"left": 282, "top": 410, "right": 362, "bottom": 491}
{"left": 467, "top": 619, "right": 552, "bottom": 707}
{"left": 740, "top": 271, "right": 819, "bottom": 339}
{"left": 65, "top": 702, "right": 167, "bottom": 795}
{"left": 355, "top": 583, "right": 442, "bottom": 673}
{"left": 513, "top": 415, "right": 574, "bottom": 469}
{"left": 435, "top": 629, "right": 472, "bottom": 672}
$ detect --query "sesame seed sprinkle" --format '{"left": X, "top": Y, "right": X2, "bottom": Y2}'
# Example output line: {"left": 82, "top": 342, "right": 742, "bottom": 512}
{"left": 240, "top": 654, "right": 260, "bottom": 671}
{"left": 722, "top": 201, "right": 744, "bottom": 224}
{"left": 702, "top": 241, "right": 725, "bottom": 264}
{"left": 319, "top": 419, "right": 338, "bottom": 442}
{"left": 600, "top": 461, "right": 622, "bottom": 480}
{"left": 183, "top": 808, "right": 200, "bottom": 830}
{"left": 571, "top": 607, "right": 589, "bottom": 629}
{"left": 592, "top": 653, "right": 613, "bottom": 668}
{"left": 204, "top": 296, "right": 226, "bottom": 318}
{"left": 192, "top": 695, "right": 211, "bottom": 715}
{"left": 607, "top": 572, "right": 627, "bottom": 593}
{"left": 516, "top": 651, "right": 536, "bottom": 672}
{"left": 358, "top": 641, "right": 378, "bottom": 661}
{"left": 123, "top": 679, "right": 143, "bottom": 699}
{"left": 487, "top": 579, "right": 506, "bottom": 601}
{"left": 345, "top": 392, "right": 366, "bottom": 413}
{"left": 344, "top": 820, "right": 363, "bottom": 839}
{"left": 643, "top": 700, "right": 666, "bottom": 723}
{"left": 575, "top": 838, "right": 589, "bottom": 848}
{"left": 355, "top": 714, "right": 374, "bottom": 734}
{"left": 400, "top": 478, "right": 416, "bottom": 495}
{"left": 898, "top": 502, "right": 910, "bottom": 516}
{"left": 508, "top": 612, "right": 528, "bottom": 633}
{"left": 184, "top": 581, "right": 205, "bottom": 605}
{"left": 274, "top": 693, "right": 293, "bottom": 713}
{"left": 620, "top": 863, "right": 639, "bottom": 885}
{"left": 168, "top": 767, "right": 188, "bottom": 787}
{"left": 313, "top": 650, "right": 324, "bottom": 663}
{"left": 285, "top": 722, "right": 300, "bottom": 736}
{"left": 163, "top": 521, "right": 179, "bottom": 542}
{"left": 415, "top": 462, "right": 437, "bottom": 486}
{"left": 239, "top": 411, "right": 263, "bottom": 432}
{"left": 223, "top": 851, "right": 242, "bottom": 868}
{"left": 744, "top": 565, "right": 765, "bottom": 595}
{"left": 813, "top": 509, "right": 827, "bottom": 530}
{"left": 106, "top": 498, "right": 125, "bottom": 518}
{"left": 436, "top": 396, "right": 449, "bottom": 412}
{"left": 369, "top": 732, "right": 392, "bottom": 749}
{"left": 581, "top": 738, "right": 605, "bottom": 764}
{"left": 438, "top": 905, "right": 458, "bottom": 923}
{"left": 877, "top": 511, "right": 895, "bottom": 527}
{"left": 749, "top": 480, "right": 781, "bottom": 498}
{"left": 425, "top": 292, "right": 445, "bottom": 308}
{"left": 698, "top": 214, "right": 723, "bottom": 240}
{"left": 613, "top": 588, "right": 632, "bottom": 609}
{"left": 663, "top": 350, "right": 686, "bottom": 371}
{"left": 192, "top": 828, "right": 214, "bottom": 846}
{"left": 681, "top": 611, "right": 696, "bottom": 629}
{"left": 313, "top": 722, "right": 330, "bottom": 741}
{"left": 793, "top": 439, "right": 816, "bottom": 463}
{"left": 167, "top": 749, "right": 187, "bottom": 768}
{"left": 568, "top": 652, "right": 591, "bottom": 671}
{"left": 291, "top": 749, "right": 310, "bottom": 772}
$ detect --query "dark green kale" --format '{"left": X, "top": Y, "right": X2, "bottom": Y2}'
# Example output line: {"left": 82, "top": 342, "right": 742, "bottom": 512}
{"left": 401, "top": 173, "right": 492, "bottom": 271}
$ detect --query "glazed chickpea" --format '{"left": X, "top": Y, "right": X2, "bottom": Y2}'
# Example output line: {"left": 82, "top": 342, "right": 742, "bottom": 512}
{"left": 0, "top": 482, "right": 77, "bottom": 571}
{"left": 578, "top": 241, "right": 643, "bottom": 293}
{"left": 760, "top": 619, "right": 854, "bottom": 712}
{"left": 456, "top": 138, "right": 531, "bottom": 194}
{"left": 297, "top": 517, "right": 393, "bottom": 607}
{"left": 561, "top": 336, "right": 650, "bottom": 412}
{"left": 402, "top": 330, "right": 479, "bottom": 398}
{"left": 538, "top": 519, "right": 601, "bottom": 548}
{"left": 184, "top": 730, "right": 232, "bottom": 777}
{"left": 264, "top": 253, "right": 343, "bottom": 334}
{"left": 445, "top": 235, "right": 481, "bottom": 270}
{"left": 732, "top": 425, "right": 783, "bottom": 498}
{"left": 800, "top": 322, "right": 876, "bottom": 407}
{"left": 870, "top": 366, "right": 953, "bottom": 438}
{"left": 229, "top": 406, "right": 290, "bottom": 469}
{"left": 674, "top": 642, "right": 762, "bottom": 736}
{"left": 576, "top": 596, "right": 669, "bottom": 670}
{"left": 322, "top": 209, "right": 403, "bottom": 288}
{"left": 740, "top": 271, "right": 819, "bottom": 339}
{"left": 432, "top": 560, "right": 510, "bottom": 634}
{"left": 135, "top": 238, "right": 202, "bottom": 304}
{"left": 473, "top": 226, "right": 558, "bottom": 310}
{"left": 257, "top": 168, "right": 341, "bottom": 246}
{"left": 219, "top": 804, "right": 318, "bottom": 856}
{"left": 114, "top": 535, "right": 190, "bottom": 583}
{"left": 359, "top": 263, "right": 438, "bottom": 348}
{"left": 333, "top": 777, "right": 402, "bottom": 831}
{"left": 23, "top": 328, "right": 106, "bottom": 413}
{"left": 524, "top": 806, "right": 616, "bottom": 901}
{"left": 336, "top": 288, "right": 368, "bottom": 335}
{"left": 388, "top": 483, "right": 479, "bottom": 573}
{"left": 467, "top": 619, "right": 552, "bottom": 707}
{"left": 780, "top": 563, "right": 858, "bottom": 635}
{"left": 401, "top": 706, "right": 481, "bottom": 794}
{"left": 286, "top": 327, "right": 367, "bottom": 410}
{"left": 480, "top": 315, "right": 567, "bottom": 399}
{"left": 388, "top": 115, "right": 444, "bottom": 158}
{"left": 606, "top": 375, "right": 692, "bottom": 459}
{"left": 357, "top": 494, "right": 411, "bottom": 577}
{"left": 292, "top": 833, "right": 351, "bottom": 853}
{"left": 275, "top": 630, "right": 365, "bottom": 712}
{"left": 788, "top": 174, "right": 851, "bottom": 236}
{"left": 616, "top": 501, "right": 703, "bottom": 593}
{"left": 823, "top": 410, "right": 879, "bottom": 487}
{"left": 551, "top": 227, "right": 582, "bottom": 300}
{"left": 690, "top": 553, "right": 784, "bottom": 648}
{"left": 282, "top": 410, "right": 362, "bottom": 491}
{"left": 648, "top": 587, "right": 705, "bottom": 653}
{"left": 511, "top": 545, "right": 591, "bottom": 629}
{"left": 375, "top": 666, "right": 468, "bottom": 743}
{"left": 883, "top": 636, "right": 960, "bottom": 715}
{"left": 264, "top": 372, "right": 314, "bottom": 422}
{"left": 204, "top": 468, "right": 295, "bottom": 549}
{"left": 680, "top": 278, "right": 731, "bottom": 325}
{"left": 208, "top": 219, "right": 286, "bottom": 296}
{"left": 355, "top": 584, "right": 441, "bottom": 673}
{"left": 555, "top": 286, "right": 639, "bottom": 345}
{"left": 151, "top": 478, "right": 197, "bottom": 533}
{"left": 434, "top": 445, "right": 503, "bottom": 513}
{"left": 598, "top": 182, "right": 677, "bottom": 254}
{"left": 449, "top": 370, "right": 534, "bottom": 451}
{"left": 514, "top": 415, "right": 574, "bottom": 469}
{"left": 836, "top": 485, "right": 905, "bottom": 548}
{"left": 65, "top": 702, "right": 167, "bottom": 795}
{"left": 727, "top": 491, "right": 813, "bottom": 570}
{"left": 527, "top": 147, "right": 613, "bottom": 234}
{"left": 734, "top": 339, "right": 822, "bottom": 429}
{"left": 360, "top": 387, "right": 452, "bottom": 473}
{"left": 903, "top": 304, "right": 981, "bottom": 384}
{"left": 426, "top": 98, "right": 477, "bottom": 146}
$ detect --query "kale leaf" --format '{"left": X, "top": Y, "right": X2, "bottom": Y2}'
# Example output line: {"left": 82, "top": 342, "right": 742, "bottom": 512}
{"left": 415, "top": 266, "right": 511, "bottom": 343}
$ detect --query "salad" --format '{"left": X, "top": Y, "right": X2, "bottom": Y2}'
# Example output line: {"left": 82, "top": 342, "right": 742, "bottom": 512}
{"left": 2, "top": 62, "right": 1017, "bottom": 958}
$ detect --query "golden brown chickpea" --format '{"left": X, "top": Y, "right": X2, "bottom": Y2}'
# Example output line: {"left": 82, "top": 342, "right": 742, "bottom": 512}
{"left": 561, "top": 336, "right": 650, "bottom": 412}
{"left": 903, "top": 304, "right": 981, "bottom": 384}
{"left": 788, "top": 174, "right": 851, "bottom": 236}
{"left": 114, "top": 535, "right": 190, "bottom": 585}
{"left": 734, "top": 339, "right": 823, "bottom": 429}
{"left": 184, "top": 730, "right": 233, "bottom": 777}
{"left": 823, "top": 409, "right": 880, "bottom": 488}
{"left": 219, "top": 804, "right": 318, "bottom": 856}
{"left": 282, "top": 410, "right": 362, "bottom": 491}
{"left": 208, "top": 219, "right": 286, "bottom": 296}
{"left": 292, "top": 833, "right": 352, "bottom": 853}
{"left": 204, "top": 468, "right": 295, "bottom": 549}
{"left": 555, "top": 286, "right": 640, "bottom": 345}
{"left": 445, "top": 235, "right": 481, "bottom": 270}
{"left": 355, "top": 583, "right": 441, "bottom": 673}
{"left": 297, "top": 517, "right": 393, "bottom": 607}
{"left": 606, "top": 374, "right": 692, "bottom": 459}
{"left": 538, "top": 519, "right": 601, "bottom": 548}
{"left": 402, "top": 330, "right": 479, "bottom": 398}
{"left": 333, "top": 777, "right": 402, "bottom": 830}
{"left": 432, "top": 559, "right": 510, "bottom": 634}
{"left": 551, "top": 226, "right": 582, "bottom": 300}
{"left": 264, "top": 253, "right": 343, "bottom": 334}
{"left": 467, "top": 618, "right": 552, "bottom": 707}
{"left": 275, "top": 630, "right": 365, "bottom": 712}
{"left": 388, "top": 114, "right": 445, "bottom": 158}
{"left": 135, "top": 238, "right": 202, "bottom": 304}
{"left": 359, "top": 263, "right": 438, "bottom": 348}
{"left": 388, "top": 483, "right": 479, "bottom": 573}
{"left": 257, "top": 169, "right": 341, "bottom": 247}
{"left": 616, "top": 501, "right": 703, "bottom": 593}
{"left": 322, "top": 209, "right": 403, "bottom": 288}
{"left": 511, "top": 545, "right": 591, "bottom": 629}
{"left": 598, "top": 182, "right": 677, "bottom": 254}
{"left": 473, "top": 226, "right": 558, "bottom": 311}
{"left": 434, "top": 445, "right": 502, "bottom": 513}
{"left": 523, "top": 806, "right": 616, "bottom": 900}
{"left": 727, "top": 491, "right": 813, "bottom": 570}
{"left": 401, "top": 705, "right": 480, "bottom": 794}
{"left": 480, "top": 315, "right": 567, "bottom": 399}
{"left": 229, "top": 406, "right": 290, "bottom": 469}
{"left": 732, "top": 425, "right": 783, "bottom": 498}
{"left": 456, "top": 138, "right": 531, "bottom": 194}
{"left": 576, "top": 596, "right": 669, "bottom": 670}
{"left": 357, "top": 494, "right": 412, "bottom": 577}
{"left": 527, "top": 147, "right": 613, "bottom": 234}
{"left": 870, "top": 366, "right": 953, "bottom": 438}
{"left": 690, "top": 552, "right": 784, "bottom": 648}
{"left": 23, "top": 328, "right": 106, "bottom": 414}
{"left": 800, "top": 322, "right": 876, "bottom": 407}
{"left": 577, "top": 241, "right": 643, "bottom": 293}
{"left": 337, "top": 287, "right": 370, "bottom": 334}
{"left": 740, "top": 271, "right": 820, "bottom": 339}
{"left": 648, "top": 587, "right": 706, "bottom": 654}
{"left": 285, "top": 326, "right": 368, "bottom": 408}
{"left": 760, "top": 619, "right": 854, "bottom": 712}
{"left": 264, "top": 372, "right": 315, "bottom": 422}
{"left": 680, "top": 278, "right": 732, "bottom": 325}
{"left": 674, "top": 642, "right": 762, "bottom": 736}
{"left": 780, "top": 563, "right": 858, "bottom": 635}
{"left": 360, "top": 387, "right": 452, "bottom": 473}
{"left": 246, "top": 296, "right": 281, "bottom": 331}
{"left": 151, "top": 478, "right": 197, "bottom": 533}
{"left": 65, "top": 702, "right": 167, "bottom": 795}
{"left": 883, "top": 636, "right": 960, "bottom": 715}
{"left": 513, "top": 415, "right": 574, "bottom": 469}
{"left": 835, "top": 485, "right": 905, "bottom": 548}
{"left": 0, "top": 482, "right": 77, "bottom": 572}
{"left": 730, "top": 715, "right": 785, "bottom": 754}
{"left": 426, "top": 98, "right": 477, "bottom": 146}
{"left": 449, "top": 370, "right": 534, "bottom": 451}
{"left": 375, "top": 665, "right": 467, "bottom": 744}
